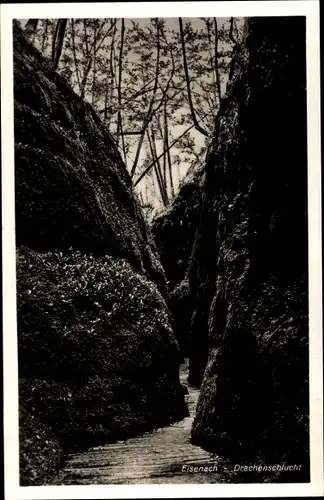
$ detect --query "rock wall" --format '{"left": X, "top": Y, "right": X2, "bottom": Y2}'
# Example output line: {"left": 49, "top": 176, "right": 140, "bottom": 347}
{"left": 152, "top": 165, "right": 204, "bottom": 353}
{"left": 14, "top": 21, "right": 165, "bottom": 294}
{"left": 152, "top": 164, "right": 204, "bottom": 290}
{"left": 14, "top": 21, "right": 187, "bottom": 486}
{"left": 189, "top": 17, "right": 309, "bottom": 479}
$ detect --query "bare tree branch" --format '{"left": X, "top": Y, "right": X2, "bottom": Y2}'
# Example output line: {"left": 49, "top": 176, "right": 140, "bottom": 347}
{"left": 134, "top": 107, "right": 213, "bottom": 187}
{"left": 99, "top": 44, "right": 187, "bottom": 118}
{"left": 80, "top": 19, "right": 118, "bottom": 99}
{"left": 121, "top": 61, "right": 178, "bottom": 137}
{"left": 146, "top": 129, "right": 168, "bottom": 207}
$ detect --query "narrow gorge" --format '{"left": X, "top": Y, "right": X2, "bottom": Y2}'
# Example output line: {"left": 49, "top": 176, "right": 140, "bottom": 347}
{"left": 14, "top": 15, "right": 309, "bottom": 486}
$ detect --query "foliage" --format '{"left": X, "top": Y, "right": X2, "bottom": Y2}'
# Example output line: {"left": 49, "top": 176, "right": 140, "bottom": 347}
{"left": 18, "top": 245, "right": 188, "bottom": 484}
{"left": 17, "top": 246, "right": 178, "bottom": 379}
{"left": 19, "top": 403, "right": 64, "bottom": 485}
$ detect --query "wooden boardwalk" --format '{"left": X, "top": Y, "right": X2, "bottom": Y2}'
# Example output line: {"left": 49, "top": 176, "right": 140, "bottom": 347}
{"left": 53, "top": 360, "right": 229, "bottom": 484}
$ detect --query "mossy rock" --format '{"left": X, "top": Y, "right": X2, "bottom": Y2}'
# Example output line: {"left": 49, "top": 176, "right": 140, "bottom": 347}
{"left": 17, "top": 246, "right": 188, "bottom": 484}
{"left": 189, "top": 16, "right": 309, "bottom": 481}
{"left": 13, "top": 20, "right": 165, "bottom": 293}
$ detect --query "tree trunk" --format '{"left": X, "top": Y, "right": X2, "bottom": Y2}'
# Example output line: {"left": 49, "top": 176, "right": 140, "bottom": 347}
{"left": 213, "top": 18, "right": 222, "bottom": 104}
{"left": 25, "top": 19, "right": 39, "bottom": 40}
{"left": 130, "top": 18, "right": 161, "bottom": 178}
{"left": 41, "top": 20, "right": 49, "bottom": 54}
{"left": 71, "top": 19, "right": 82, "bottom": 94}
{"left": 205, "top": 18, "right": 218, "bottom": 107}
{"left": 106, "top": 19, "right": 117, "bottom": 127}
{"left": 92, "top": 23, "right": 97, "bottom": 107}
{"left": 52, "top": 19, "right": 67, "bottom": 71}
{"left": 178, "top": 18, "right": 209, "bottom": 138}
{"left": 164, "top": 99, "right": 174, "bottom": 199}
{"left": 117, "top": 19, "right": 125, "bottom": 141}
{"left": 146, "top": 129, "right": 167, "bottom": 207}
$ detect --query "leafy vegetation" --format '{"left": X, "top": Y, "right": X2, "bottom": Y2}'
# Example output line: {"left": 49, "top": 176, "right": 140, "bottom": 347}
{"left": 19, "top": 404, "right": 64, "bottom": 486}
{"left": 17, "top": 244, "right": 183, "bottom": 380}
{"left": 17, "top": 234, "right": 187, "bottom": 484}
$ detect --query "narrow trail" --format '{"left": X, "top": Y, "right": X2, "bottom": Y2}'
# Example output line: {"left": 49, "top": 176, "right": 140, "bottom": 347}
{"left": 53, "top": 359, "right": 230, "bottom": 484}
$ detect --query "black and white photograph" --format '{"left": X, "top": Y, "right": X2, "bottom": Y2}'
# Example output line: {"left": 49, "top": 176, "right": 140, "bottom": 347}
{"left": 1, "top": 1, "right": 323, "bottom": 498}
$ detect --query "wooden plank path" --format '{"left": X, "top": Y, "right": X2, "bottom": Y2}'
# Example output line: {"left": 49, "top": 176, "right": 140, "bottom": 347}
{"left": 53, "top": 359, "right": 229, "bottom": 484}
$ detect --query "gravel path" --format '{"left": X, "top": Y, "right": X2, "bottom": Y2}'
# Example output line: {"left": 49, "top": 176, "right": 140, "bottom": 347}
{"left": 53, "top": 359, "right": 229, "bottom": 484}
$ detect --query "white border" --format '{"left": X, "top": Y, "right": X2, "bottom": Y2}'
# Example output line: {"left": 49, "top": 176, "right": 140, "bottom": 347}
{"left": 1, "top": 2, "right": 323, "bottom": 499}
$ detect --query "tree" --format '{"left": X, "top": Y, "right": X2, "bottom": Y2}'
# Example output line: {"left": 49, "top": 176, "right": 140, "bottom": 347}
{"left": 24, "top": 17, "right": 243, "bottom": 213}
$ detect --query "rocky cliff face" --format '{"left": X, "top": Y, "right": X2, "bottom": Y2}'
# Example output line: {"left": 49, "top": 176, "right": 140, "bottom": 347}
{"left": 14, "top": 21, "right": 187, "bottom": 486}
{"left": 152, "top": 165, "right": 205, "bottom": 353}
{"left": 189, "top": 16, "right": 309, "bottom": 480}
{"left": 152, "top": 164, "right": 204, "bottom": 290}
{"left": 14, "top": 21, "right": 165, "bottom": 294}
